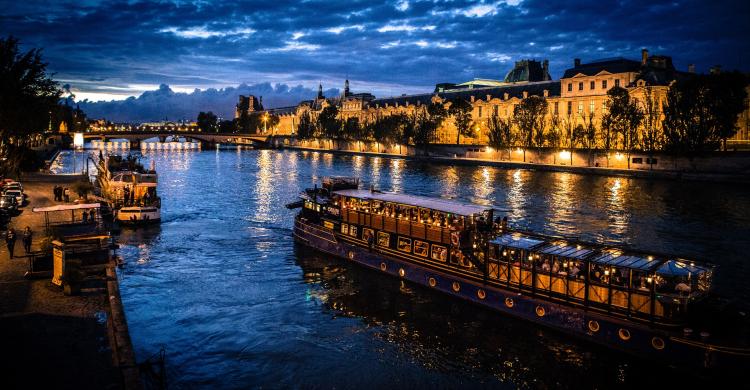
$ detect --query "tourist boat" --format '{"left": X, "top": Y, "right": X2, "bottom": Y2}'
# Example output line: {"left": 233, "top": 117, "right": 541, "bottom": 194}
{"left": 95, "top": 154, "right": 161, "bottom": 226}
{"left": 289, "top": 177, "right": 750, "bottom": 369}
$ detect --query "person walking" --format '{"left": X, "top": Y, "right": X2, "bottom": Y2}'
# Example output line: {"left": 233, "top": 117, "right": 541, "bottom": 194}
{"left": 6, "top": 228, "right": 17, "bottom": 259}
{"left": 22, "top": 226, "right": 32, "bottom": 254}
{"left": 63, "top": 187, "right": 70, "bottom": 202}
{"left": 82, "top": 210, "right": 88, "bottom": 223}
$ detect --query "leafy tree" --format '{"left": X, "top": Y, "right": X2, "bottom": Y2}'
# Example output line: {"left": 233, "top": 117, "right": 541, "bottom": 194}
{"left": 413, "top": 102, "right": 447, "bottom": 155}
{"left": 343, "top": 116, "right": 362, "bottom": 148}
{"left": 640, "top": 88, "right": 663, "bottom": 169}
{"left": 602, "top": 86, "right": 643, "bottom": 167}
{"left": 295, "top": 111, "right": 315, "bottom": 139}
{"left": 574, "top": 112, "right": 598, "bottom": 166}
{"left": 317, "top": 105, "right": 341, "bottom": 148}
{"left": 487, "top": 113, "right": 514, "bottom": 160}
{"left": 263, "top": 113, "right": 280, "bottom": 134}
{"left": 513, "top": 95, "right": 547, "bottom": 162}
{"left": 373, "top": 115, "right": 401, "bottom": 153}
{"left": 448, "top": 98, "right": 474, "bottom": 144}
{"left": 197, "top": 111, "right": 218, "bottom": 132}
{"left": 217, "top": 120, "right": 234, "bottom": 133}
{"left": 663, "top": 72, "right": 748, "bottom": 153}
{"left": 546, "top": 114, "right": 563, "bottom": 163}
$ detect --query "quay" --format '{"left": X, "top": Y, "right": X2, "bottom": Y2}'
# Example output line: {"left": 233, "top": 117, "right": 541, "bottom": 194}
{"left": 0, "top": 172, "right": 140, "bottom": 389}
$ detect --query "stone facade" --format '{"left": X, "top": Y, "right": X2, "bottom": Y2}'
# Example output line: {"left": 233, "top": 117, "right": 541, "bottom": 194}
{"left": 249, "top": 49, "right": 750, "bottom": 147}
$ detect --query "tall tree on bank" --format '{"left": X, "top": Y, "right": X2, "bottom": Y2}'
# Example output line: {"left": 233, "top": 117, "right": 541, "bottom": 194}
{"left": 295, "top": 111, "right": 315, "bottom": 139}
{"left": 448, "top": 98, "right": 474, "bottom": 144}
{"left": 487, "top": 113, "right": 514, "bottom": 160}
{"left": 413, "top": 102, "right": 447, "bottom": 156}
{"left": 513, "top": 95, "right": 548, "bottom": 162}
{"left": 640, "top": 88, "right": 663, "bottom": 169}
{"left": 547, "top": 114, "right": 562, "bottom": 164}
{"left": 574, "top": 111, "right": 598, "bottom": 166}
{"left": 197, "top": 111, "right": 218, "bottom": 132}
{"left": 602, "top": 86, "right": 643, "bottom": 168}
{"left": 317, "top": 105, "right": 341, "bottom": 149}
{"left": 0, "top": 36, "right": 63, "bottom": 175}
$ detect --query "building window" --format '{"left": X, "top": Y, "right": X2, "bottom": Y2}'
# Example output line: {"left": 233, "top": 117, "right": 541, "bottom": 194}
{"left": 589, "top": 101, "right": 595, "bottom": 113}
{"left": 602, "top": 80, "right": 608, "bottom": 89}
{"left": 567, "top": 101, "right": 572, "bottom": 115}
{"left": 615, "top": 79, "right": 620, "bottom": 87}
{"left": 590, "top": 81, "right": 595, "bottom": 90}
{"left": 578, "top": 82, "right": 583, "bottom": 91}
{"left": 567, "top": 83, "right": 572, "bottom": 92}
{"left": 398, "top": 237, "right": 412, "bottom": 252}
{"left": 478, "top": 106, "right": 483, "bottom": 118}
{"left": 578, "top": 102, "right": 583, "bottom": 114}
{"left": 554, "top": 102, "right": 559, "bottom": 115}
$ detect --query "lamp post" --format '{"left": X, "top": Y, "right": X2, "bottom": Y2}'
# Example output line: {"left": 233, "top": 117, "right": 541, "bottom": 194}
{"left": 263, "top": 113, "right": 269, "bottom": 134}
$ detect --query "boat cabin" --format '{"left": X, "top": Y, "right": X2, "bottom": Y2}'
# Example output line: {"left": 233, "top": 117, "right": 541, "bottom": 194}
{"left": 109, "top": 171, "right": 159, "bottom": 208}
{"left": 489, "top": 232, "right": 714, "bottom": 324}
{"left": 315, "top": 189, "right": 495, "bottom": 268}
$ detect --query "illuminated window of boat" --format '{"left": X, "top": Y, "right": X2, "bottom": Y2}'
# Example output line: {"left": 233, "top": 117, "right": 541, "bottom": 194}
{"left": 398, "top": 237, "right": 412, "bottom": 252}
{"left": 378, "top": 232, "right": 390, "bottom": 247}
{"left": 414, "top": 240, "right": 429, "bottom": 257}
{"left": 350, "top": 226, "right": 357, "bottom": 237}
{"left": 363, "top": 228, "right": 374, "bottom": 242}
{"left": 341, "top": 224, "right": 349, "bottom": 234}
{"left": 323, "top": 221, "right": 334, "bottom": 229}
{"left": 431, "top": 245, "right": 448, "bottom": 262}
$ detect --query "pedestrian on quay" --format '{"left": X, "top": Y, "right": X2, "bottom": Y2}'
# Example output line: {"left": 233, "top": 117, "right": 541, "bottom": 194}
{"left": 22, "top": 226, "right": 32, "bottom": 254}
{"left": 53, "top": 185, "right": 58, "bottom": 201}
{"left": 6, "top": 228, "right": 17, "bottom": 259}
{"left": 63, "top": 187, "right": 70, "bottom": 202}
{"left": 81, "top": 210, "right": 88, "bottom": 223}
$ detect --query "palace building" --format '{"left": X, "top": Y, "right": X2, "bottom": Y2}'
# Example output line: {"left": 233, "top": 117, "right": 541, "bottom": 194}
{"left": 241, "top": 49, "right": 750, "bottom": 147}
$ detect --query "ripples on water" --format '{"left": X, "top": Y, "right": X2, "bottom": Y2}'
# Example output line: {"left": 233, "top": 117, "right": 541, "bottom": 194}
{"left": 93, "top": 149, "right": 750, "bottom": 388}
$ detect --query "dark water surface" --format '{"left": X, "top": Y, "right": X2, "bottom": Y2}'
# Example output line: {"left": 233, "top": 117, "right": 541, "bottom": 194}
{"left": 103, "top": 149, "right": 749, "bottom": 388}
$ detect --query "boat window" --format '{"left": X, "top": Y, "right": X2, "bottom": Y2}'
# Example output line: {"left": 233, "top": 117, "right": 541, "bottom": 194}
{"left": 589, "top": 264, "right": 610, "bottom": 285}
{"left": 431, "top": 245, "right": 448, "bottom": 262}
{"left": 610, "top": 267, "right": 629, "bottom": 287}
{"left": 631, "top": 270, "right": 652, "bottom": 292}
{"left": 398, "top": 237, "right": 412, "bottom": 252}
{"left": 341, "top": 224, "right": 349, "bottom": 234}
{"left": 323, "top": 221, "right": 334, "bottom": 230}
{"left": 377, "top": 232, "right": 390, "bottom": 247}
{"left": 414, "top": 240, "right": 429, "bottom": 257}
{"left": 363, "top": 228, "right": 374, "bottom": 242}
{"left": 349, "top": 225, "right": 358, "bottom": 238}
{"left": 372, "top": 201, "right": 383, "bottom": 214}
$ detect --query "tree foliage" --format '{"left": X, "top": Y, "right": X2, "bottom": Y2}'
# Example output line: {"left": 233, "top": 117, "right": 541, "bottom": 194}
{"left": 197, "top": 111, "right": 218, "bottom": 132}
{"left": 487, "top": 113, "right": 514, "bottom": 158}
{"left": 317, "top": 105, "right": 341, "bottom": 141}
{"left": 513, "top": 96, "right": 548, "bottom": 149}
{"left": 296, "top": 111, "right": 315, "bottom": 139}
{"left": 448, "top": 98, "right": 473, "bottom": 144}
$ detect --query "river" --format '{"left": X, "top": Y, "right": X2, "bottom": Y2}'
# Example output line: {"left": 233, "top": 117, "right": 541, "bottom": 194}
{"left": 56, "top": 148, "right": 750, "bottom": 388}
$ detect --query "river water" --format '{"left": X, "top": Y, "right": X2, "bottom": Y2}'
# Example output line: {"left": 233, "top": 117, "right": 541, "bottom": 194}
{"left": 57, "top": 148, "right": 750, "bottom": 388}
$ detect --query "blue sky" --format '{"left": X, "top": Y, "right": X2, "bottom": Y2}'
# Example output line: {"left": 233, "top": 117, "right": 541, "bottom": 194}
{"left": 2, "top": 0, "right": 749, "bottom": 120}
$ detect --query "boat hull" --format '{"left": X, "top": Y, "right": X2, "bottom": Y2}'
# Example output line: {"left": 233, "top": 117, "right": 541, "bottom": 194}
{"left": 117, "top": 207, "right": 161, "bottom": 225}
{"left": 293, "top": 216, "right": 746, "bottom": 370}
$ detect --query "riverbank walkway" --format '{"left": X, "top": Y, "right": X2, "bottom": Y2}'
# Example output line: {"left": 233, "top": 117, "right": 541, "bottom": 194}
{"left": 0, "top": 173, "right": 128, "bottom": 389}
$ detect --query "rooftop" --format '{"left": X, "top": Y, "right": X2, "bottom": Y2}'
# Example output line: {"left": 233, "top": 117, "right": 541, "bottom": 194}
{"left": 333, "top": 189, "right": 493, "bottom": 216}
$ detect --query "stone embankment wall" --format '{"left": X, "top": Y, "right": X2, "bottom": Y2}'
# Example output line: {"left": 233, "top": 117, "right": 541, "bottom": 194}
{"left": 272, "top": 137, "right": 750, "bottom": 175}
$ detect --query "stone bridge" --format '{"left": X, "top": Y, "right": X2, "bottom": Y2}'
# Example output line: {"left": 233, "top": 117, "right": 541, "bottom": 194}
{"left": 78, "top": 131, "right": 290, "bottom": 148}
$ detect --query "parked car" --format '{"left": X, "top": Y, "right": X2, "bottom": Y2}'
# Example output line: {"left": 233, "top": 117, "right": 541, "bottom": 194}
{"left": 4, "top": 189, "right": 24, "bottom": 206}
{"left": 0, "top": 195, "right": 18, "bottom": 213}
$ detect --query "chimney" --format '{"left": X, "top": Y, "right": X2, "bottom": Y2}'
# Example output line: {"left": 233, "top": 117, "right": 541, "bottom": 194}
{"left": 543, "top": 59, "right": 549, "bottom": 80}
{"left": 470, "top": 95, "right": 475, "bottom": 102}
{"left": 486, "top": 94, "right": 492, "bottom": 101}
{"left": 543, "top": 90, "right": 549, "bottom": 97}
{"left": 522, "top": 91, "right": 528, "bottom": 99}
{"left": 641, "top": 49, "right": 649, "bottom": 65}
{"left": 503, "top": 92, "right": 509, "bottom": 100}
{"left": 688, "top": 64, "right": 695, "bottom": 73}
{"left": 574, "top": 58, "right": 581, "bottom": 67}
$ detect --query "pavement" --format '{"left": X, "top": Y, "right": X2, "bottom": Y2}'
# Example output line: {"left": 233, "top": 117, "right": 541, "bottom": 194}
{"left": 0, "top": 174, "right": 121, "bottom": 389}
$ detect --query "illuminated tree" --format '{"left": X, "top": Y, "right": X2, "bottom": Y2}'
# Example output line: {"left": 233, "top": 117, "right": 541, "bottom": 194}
{"left": 487, "top": 113, "right": 514, "bottom": 160}
{"left": 513, "top": 95, "right": 547, "bottom": 162}
{"left": 602, "top": 86, "right": 643, "bottom": 168}
{"left": 448, "top": 98, "right": 473, "bottom": 144}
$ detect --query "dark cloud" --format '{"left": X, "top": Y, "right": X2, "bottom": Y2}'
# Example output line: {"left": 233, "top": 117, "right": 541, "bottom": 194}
{"left": 1, "top": 0, "right": 748, "bottom": 120}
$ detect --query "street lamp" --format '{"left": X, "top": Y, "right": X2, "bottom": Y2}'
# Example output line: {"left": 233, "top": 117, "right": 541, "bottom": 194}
{"left": 262, "top": 113, "right": 269, "bottom": 134}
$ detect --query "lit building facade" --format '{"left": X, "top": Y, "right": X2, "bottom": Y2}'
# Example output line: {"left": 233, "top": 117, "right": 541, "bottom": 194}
{"left": 248, "top": 49, "right": 750, "bottom": 147}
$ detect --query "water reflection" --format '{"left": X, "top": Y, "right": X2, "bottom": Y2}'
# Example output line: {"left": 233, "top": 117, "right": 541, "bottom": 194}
{"left": 440, "top": 166, "right": 460, "bottom": 199}
{"left": 506, "top": 169, "right": 528, "bottom": 223}
{"left": 547, "top": 172, "right": 578, "bottom": 237}
{"left": 389, "top": 159, "right": 404, "bottom": 193}
{"left": 605, "top": 178, "right": 630, "bottom": 241}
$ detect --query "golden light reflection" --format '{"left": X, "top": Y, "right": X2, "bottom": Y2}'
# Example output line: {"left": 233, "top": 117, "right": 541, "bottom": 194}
{"left": 606, "top": 178, "right": 629, "bottom": 236}
{"left": 471, "top": 166, "right": 495, "bottom": 204}
{"left": 390, "top": 159, "right": 403, "bottom": 192}
{"left": 548, "top": 172, "right": 579, "bottom": 236}
{"left": 440, "top": 166, "right": 459, "bottom": 198}
{"left": 506, "top": 169, "right": 527, "bottom": 220}
{"left": 371, "top": 156, "right": 382, "bottom": 186}
{"left": 352, "top": 155, "right": 364, "bottom": 178}
{"left": 254, "top": 149, "right": 274, "bottom": 222}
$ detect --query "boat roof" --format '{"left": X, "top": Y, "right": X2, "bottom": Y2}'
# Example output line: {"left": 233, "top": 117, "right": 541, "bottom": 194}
{"left": 657, "top": 259, "right": 712, "bottom": 276}
{"left": 538, "top": 241, "right": 596, "bottom": 260}
{"left": 590, "top": 250, "right": 663, "bottom": 271}
{"left": 33, "top": 203, "right": 101, "bottom": 213}
{"left": 490, "top": 233, "right": 546, "bottom": 250}
{"left": 333, "top": 189, "right": 492, "bottom": 216}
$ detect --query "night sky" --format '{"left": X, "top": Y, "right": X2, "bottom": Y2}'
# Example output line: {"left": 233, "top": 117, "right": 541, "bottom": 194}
{"left": 2, "top": 0, "right": 749, "bottom": 120}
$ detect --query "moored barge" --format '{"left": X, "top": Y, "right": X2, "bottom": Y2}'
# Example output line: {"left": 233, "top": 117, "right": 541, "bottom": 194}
{"left": 290, "top": 177, "right": 750, "bottom": 369}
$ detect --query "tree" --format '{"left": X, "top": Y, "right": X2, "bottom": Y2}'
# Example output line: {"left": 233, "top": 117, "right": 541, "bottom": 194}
{"left": 372, "top": 115, "right": 400, "bottom": 153}
{"left": 217, "top": 120, "right": 234, "bottom": 133}
{"left": 295, "top": 111, "right": 315, "bottom": 139}
{"left": 448, "top": 98, "right": 473, "bottom": 144}
{"left": 343, "top": 116, "right": 362, "bottom": 149}
{"left": 640, "top": 88, "right": 663, "bottom": 169}
{"left": 547, "top": 114, "right": 562, "bottom": 164}
{"left": 413, "top": 102, "right": 447, "bottom": 155}
{"left": 263, "top": 113, "right": 280, "bottom": 134}
{"left": 197, "top": 111, "right": 218, "bottom": 132}
{"left": 513, "top": 96, "right": 547, "bottom": 162}
{"left": 317, "top": 105, "right": 341, "bottom": 149}
{"left": 602, "top": 86, "right": 643, "bottom": 168}
{"left": 487, "top": 113, "right": 514, "bottom": 160}
{"left": 0, "top": 36, "right": 63, "bottom": 176}
{"left": 574, "top": 112, "right": 598, "bottom": 166}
